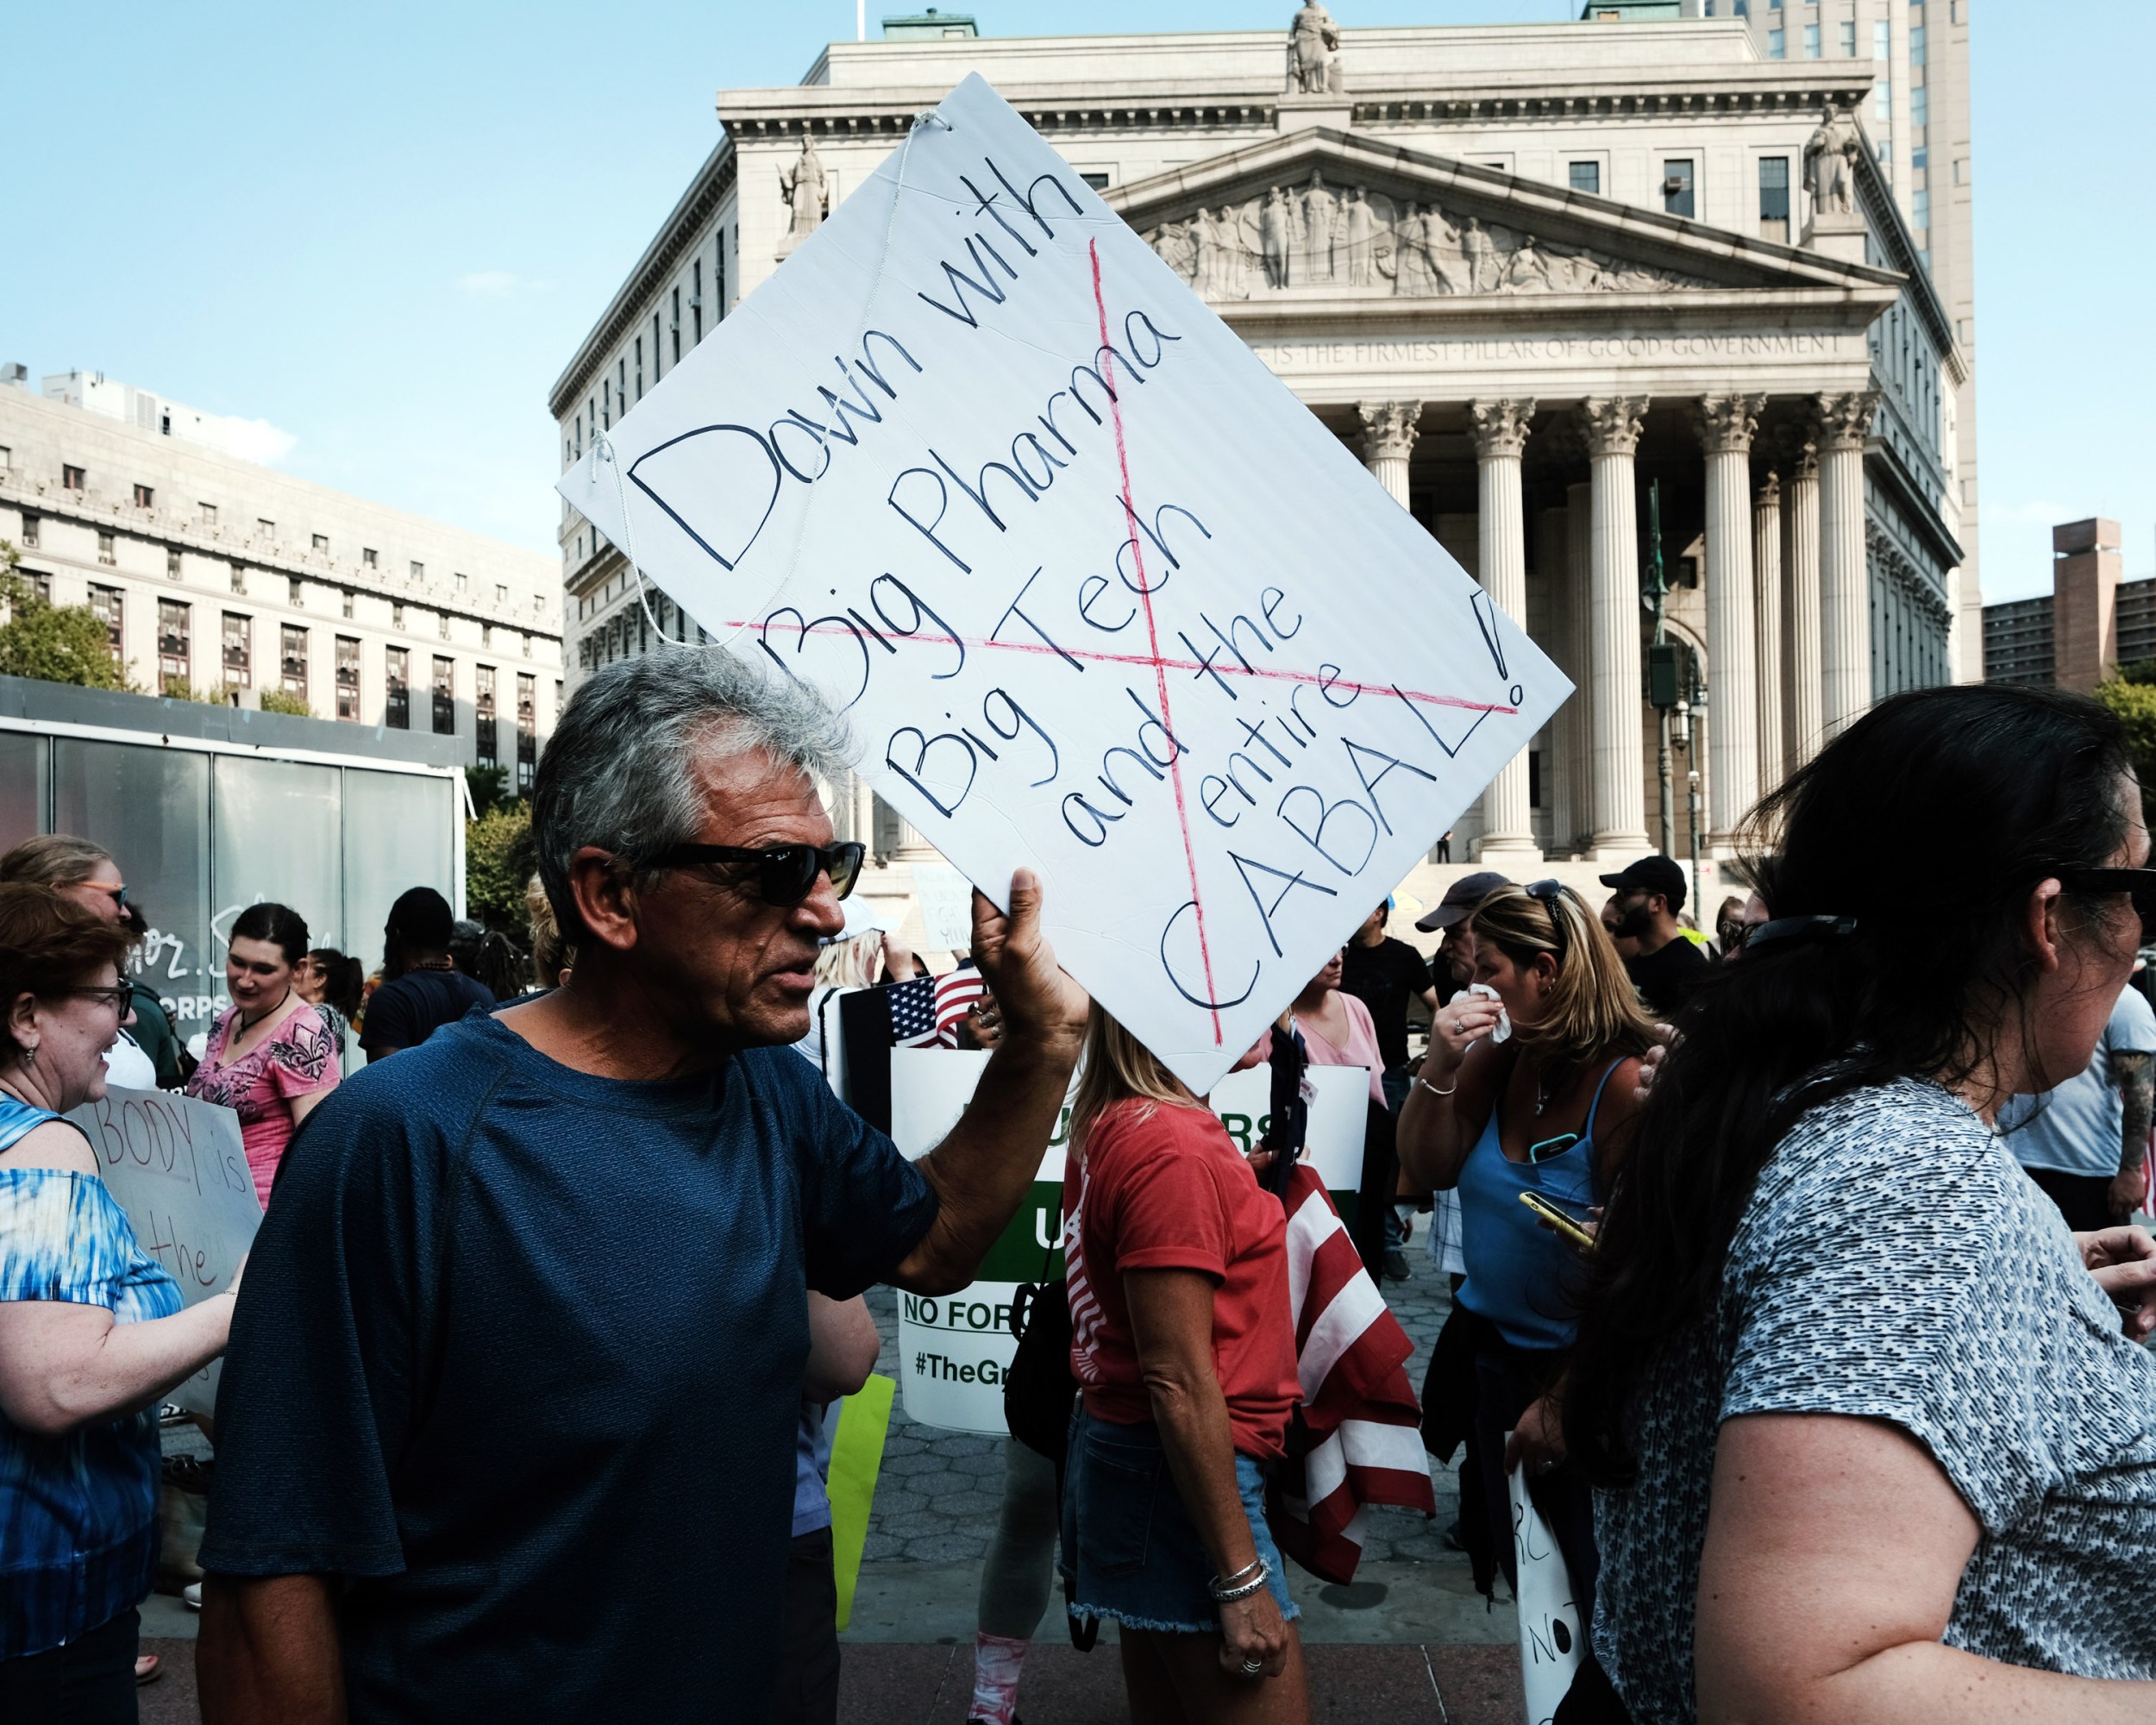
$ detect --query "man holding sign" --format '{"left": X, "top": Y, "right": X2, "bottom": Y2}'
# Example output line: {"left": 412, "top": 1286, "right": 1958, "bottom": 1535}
{"left": 196, "top": 651, "right": 1088, "bottom": 1725}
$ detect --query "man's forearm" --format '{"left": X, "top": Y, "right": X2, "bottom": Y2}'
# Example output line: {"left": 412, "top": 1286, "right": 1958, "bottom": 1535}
{"left": 2118, "top": 1055, "right": 2153, "bottom": 1176}
{"left": 197, "top": 1573, "right": 345, "bottom": 1725}
{"left": 894, "top": 1029, "right": 1081, "bottom": 1294}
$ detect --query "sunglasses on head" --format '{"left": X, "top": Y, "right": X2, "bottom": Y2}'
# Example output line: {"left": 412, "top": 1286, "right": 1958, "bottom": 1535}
{"left": 1523, "top": 878, "right": 1572, "bottom": 969}
{"left": 642, "top": 840, "right": 865, "bottom": 907}
{"left": 2058, "top": 868, "right": 2156, "bottom": 940}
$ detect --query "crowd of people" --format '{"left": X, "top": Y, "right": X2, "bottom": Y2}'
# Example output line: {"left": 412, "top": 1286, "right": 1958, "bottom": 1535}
{"left": 2, "top": 659, "right": 2154, "bottom": 1723}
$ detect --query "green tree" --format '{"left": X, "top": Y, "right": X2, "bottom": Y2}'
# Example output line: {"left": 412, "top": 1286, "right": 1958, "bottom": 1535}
{"left": 465, "top": 800, "right": 536, "bottom": 938}
{"left": 467, "top": 762, "right": 513, "bottom": 818}
{"left": 2096, "top": 675, "right": 2156, "bottom": 822}
{"left": 257, "top": 687, "right": 312, "bottom": 717}
{"left": 0, "top": 552, "right": 133, "bottom": 692}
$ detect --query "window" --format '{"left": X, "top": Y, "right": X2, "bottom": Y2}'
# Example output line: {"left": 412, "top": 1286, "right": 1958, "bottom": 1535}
{"left": 1803, "top": 22, "right": 1821, "bottom": 55}
{"left": 134, "top": 483, "right": 154, "bottom": 508}
{"left": 410, "top": 560, "right": 424, "bottom": 582}
{"left": 222, "top": 612, "right": 252, "bottom": 688}
{"left": 1768, "top": 27, "right": 1785, "bottom": 55}
{"left": 257, "top": 518, "right": 275, "bottom": 541}
{"left": 1912, "top": 147, "right": 1928, "bottom": 170}
{"left": 199, "top": 502, "right": 217, "bottom": 527}
{"left": 89, "top": 585, "right": 122, "bottom": 663}
{"left": 481, "top": 623, "right": 493, "bottom": 648}
{"left": 17, "top": 515, "right": 35, "bottom": 548}
{"left": 1758, "top": 156, "right": 1791, "bottom": 241}
{"left": 602, "top": 379, "right": 611, "bottom": 430}
{"left": 617, "top": 359, "right": 627, "bottom": 412}
{"left": 342, "top": 590, "right": 354, "bottom": 619}
{"left": 693, "top": 260, "right": 705, "bottom": 343}
{"left": 166, "top": 548, "right": 180, "bottom": 579}
{"left": 231, "top": 565, "right": 247, "bottom": 594}
{"left": 1662, "top": 160, "right": 1695, "bottom": 218}
{"left": 385, "top": 646, "right": 410, "bottom": 729}
{"left": 1912, "top": 187, "right": 1931, "bottom": 229}
{"left": 671, "top": 288, "right": 681, "bottom": 365}
{"left": 718, "top": 230, "right": 729, "bottom": 321}
{"left": 437, "top": 612, "right": 449, "bottom": 641}
{"left": 62, "top": 464, "right": 85, "bottom": 491}
{"left": 1911, "top": 84, "right": 1928, "bottom": 126}
{"left": 1911, "top": 22, "right": 1927, "bottom": 65}
{"left": 280, "top": 624, "right": 309, "bottom": 705}
{"left": 1839, "top": 19, "right": 1856, "bottom": 54}
{"left": 1568, "top": 160, "right": 1601, "bottom": 194}
{"left": 362, "top": 547, "right": 377, "bottom": 569}
{"left": 476, "top": 665, "right": 498, "bottom": 762}
{"left": 158, "top": 599, "right": 190, "bottom": 691}
{"left": 494, "top": 583, "right": 508, "bottom": 607}
{"left": 289, "top": 575, "right": 304, "bottom": 606}
{"left": 392, "top": 602, "right": 405, "bottom": 630}
{"left": 1079, "top": 171, "right": 1110, "bottom": 191}
{"left": 517, "top": 673, "right": 537, "bottom": 789}
{"left": 432, "top": 656, "right": 455, "bottom": 735}
{"left": 521, "top": 631, "right": 532, "bottom": 659}
{"left": 311, "top": 532, "right": 329, "bottom": 554}
{"left": 97, "top": 531, "right": 116, "bottom": 566}
{"left": 335, "top": 635, "right": 360, "bottom": 720}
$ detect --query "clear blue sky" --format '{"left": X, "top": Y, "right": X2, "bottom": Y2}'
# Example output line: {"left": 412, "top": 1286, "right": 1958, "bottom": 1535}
{"left": 7, "top": 1, "right": 2147, "bottom": 600}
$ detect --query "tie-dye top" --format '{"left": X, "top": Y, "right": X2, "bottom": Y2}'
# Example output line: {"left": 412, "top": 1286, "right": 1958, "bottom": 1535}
{"left": 0, "top": 1093, "right": 182, "bottom": 1658}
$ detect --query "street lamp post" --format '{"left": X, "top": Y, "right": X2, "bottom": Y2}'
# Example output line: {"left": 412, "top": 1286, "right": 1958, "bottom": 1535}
{"left": 1645, "top": 480, "right": 1678, "bottom": 860}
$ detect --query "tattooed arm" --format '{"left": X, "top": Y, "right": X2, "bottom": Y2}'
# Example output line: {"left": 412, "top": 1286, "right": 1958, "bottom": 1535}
{"left": 2110, "top": 1050, "right": 2153, "bottom": 1221}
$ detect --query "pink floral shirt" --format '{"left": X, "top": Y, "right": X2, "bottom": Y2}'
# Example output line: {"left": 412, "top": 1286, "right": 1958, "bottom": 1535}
{"left": 185, "top": 1004, "right": 340, "bottom": 1208}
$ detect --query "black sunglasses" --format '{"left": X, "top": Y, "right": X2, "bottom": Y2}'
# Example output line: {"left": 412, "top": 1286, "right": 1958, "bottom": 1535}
{"left": 643, "top": 840, "right": 865, "bottom": 906}
{"left": 1524, "top": 878, "right": 1572, "bottom": 969}
{"left": 2059, "top": 868, "right": 2156, "bottom": 939}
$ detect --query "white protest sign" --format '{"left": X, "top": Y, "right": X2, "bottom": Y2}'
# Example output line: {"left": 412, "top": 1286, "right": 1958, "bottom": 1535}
{"left": 67, "top": 1087, "right": 260, "bottom": 1418}
{"left": 1508, "top": 1465, "right": 1587, "bottom": 1725}
{"left": 908, "top": 862, "right": 978, "bottom": 956}
{"left": 561, "top": 73, "right": 1568, "bottom": 1095}
{"left": 887, "top": 1047, "right": 1367, "bottom": 1433}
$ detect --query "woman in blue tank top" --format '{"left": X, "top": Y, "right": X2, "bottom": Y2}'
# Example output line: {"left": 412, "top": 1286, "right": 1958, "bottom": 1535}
{"left": 1395, "top": 880, "right": 1657, "bottom": 1690}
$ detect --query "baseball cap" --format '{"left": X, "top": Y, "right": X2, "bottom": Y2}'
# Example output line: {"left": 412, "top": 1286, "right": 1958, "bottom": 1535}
{"left": 1415, "top": 870, "right": 1513, "bottom": 932}
{"left": 1598, "top": 855, "right": 1689, "bottom": 913}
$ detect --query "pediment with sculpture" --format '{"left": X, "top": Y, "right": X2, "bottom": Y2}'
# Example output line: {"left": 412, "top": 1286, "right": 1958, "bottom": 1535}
{"left": 1141, "top": 172, "right": 1718, "bottom": 301}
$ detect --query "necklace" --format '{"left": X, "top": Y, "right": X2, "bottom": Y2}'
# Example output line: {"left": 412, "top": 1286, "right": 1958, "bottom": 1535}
{"left": 237, "top": 988, "right": 293, "bottom": 1038}
{"left": 1532, "top": 1068, "right": 1551, "bottom": 1116}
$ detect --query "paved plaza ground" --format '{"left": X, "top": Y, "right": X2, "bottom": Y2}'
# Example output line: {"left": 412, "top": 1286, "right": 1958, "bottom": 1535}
{"left": 142, "top": 1234, "right": 1522, "bottom": 1721}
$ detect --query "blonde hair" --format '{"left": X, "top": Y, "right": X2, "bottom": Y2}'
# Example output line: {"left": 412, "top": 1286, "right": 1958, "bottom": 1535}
{"left": 812, "top": 932, "right": 884, "bottom": 990}
{"left": 524, "top": 873, "right": 573, "bottom": 987}
{"left": 1469, "top": 883, "right": 1658, "bottom": 1082}
{"left": 1067, "top": 1007, "right": 1200, "bottom": 1157}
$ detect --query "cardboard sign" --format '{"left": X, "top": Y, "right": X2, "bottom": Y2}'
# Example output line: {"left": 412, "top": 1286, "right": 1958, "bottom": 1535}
{"left": 887, "top": 1047, "right": 1367, "bottom": 1433}
{"left": 1509, "top": 1465, "right": 1586, "bottom": 1724}
{"left": 67, "top": 1087, "right": 259, "bottom": 1417}
{"left": 561, "top": 74, "right": 1567, "bottom": 1095}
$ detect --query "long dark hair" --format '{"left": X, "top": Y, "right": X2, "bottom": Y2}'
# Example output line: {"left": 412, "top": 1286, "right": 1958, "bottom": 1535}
{"left": 304, "top": 947, "right": 365, "bottom": 1019}
{"left": 229, "top": 902, "right": 310, "bottom": 969}
{"left": 1565, "top": 685, "right": 2137, "bottom": 1484}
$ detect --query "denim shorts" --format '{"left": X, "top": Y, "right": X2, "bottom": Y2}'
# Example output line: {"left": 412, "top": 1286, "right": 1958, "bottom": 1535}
{"left": 1058, "top": 1408, "right": 1300, "bottom": 1634}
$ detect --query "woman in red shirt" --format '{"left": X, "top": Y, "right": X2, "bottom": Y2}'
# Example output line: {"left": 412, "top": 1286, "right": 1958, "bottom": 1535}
{"left": 1060, "top": 1010, "right": 1308, "bottom": 1723}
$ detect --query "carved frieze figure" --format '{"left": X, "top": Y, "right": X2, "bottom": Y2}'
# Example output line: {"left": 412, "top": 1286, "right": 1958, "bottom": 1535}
{"left": 1506, "top": 232, "right": 1555, "bottom": 292}
{"left": 779, "top": 135, "right": 829, "bottom": 245}
{"left": 1259, "top": 186, "right": 1293, "bottom": 288}
{"left": 1341, "top": 187, "right": 1377, "bottom": 286}
{"left": 1300, "top": 171, "right": 1339, "bottom": 284}
{"left": 1286, "top": 0, "right": 1344, "bottom": 95}
{"left": 1803, "top": 104, "right": 1860, "bottom": 216}
{"left": 1460, "top": 216, "right": 1498, "bottom": 294}
{"left": 1148, "top": 217, "right": 1197, "bottom": 283}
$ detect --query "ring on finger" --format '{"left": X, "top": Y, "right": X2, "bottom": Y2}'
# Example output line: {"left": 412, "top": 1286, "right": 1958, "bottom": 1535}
{"left": 1239, "top": 1659, "right": 1265, "bottom": 1678}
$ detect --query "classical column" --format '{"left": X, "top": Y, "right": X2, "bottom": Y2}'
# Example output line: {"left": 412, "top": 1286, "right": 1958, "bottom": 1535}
{"left": 1565, "top": 480, "right": 1596, "bottom": 853}
{"left": 1469, "top": 398, "right": 1539, "bottom": 862}
{"left": 1535, "top": 503, "right": 1574, "bottom": 856}
{"left": 1817, "top": 390, "right": 1879, "bottom": 737}
{"left": 1782, "top": 435, "right": 1823, "bottom": 765}
{"left": 1584, "top": 396, "right": 1651, "bottom": 857}
{"left": 1752, "top": 473, "right": 1785, "bottom": 791}
{"left": 1696, "top": 394, "right": 1764, "bottom": 853}
{"left": 1357, "top": 400, "right": 1421, "bottom": 507}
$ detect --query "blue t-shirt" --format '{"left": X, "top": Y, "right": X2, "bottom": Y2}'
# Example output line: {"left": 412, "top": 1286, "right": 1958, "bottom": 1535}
{"left": 198, "top": 1012, "right": 937, "bottom": 1722}
{"left": 1999, "top": 982, "right": 2156, "bottom": 1177}
{"left": 793, "top": 1402, "right": 835, "bottom": 1538}
{"left": 0, "top": 1097, "right": 182, "bottom": 1658}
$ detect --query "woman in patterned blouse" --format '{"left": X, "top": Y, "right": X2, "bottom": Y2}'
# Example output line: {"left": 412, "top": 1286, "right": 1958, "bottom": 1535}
{"left": 0, "top": 884, "right": 241, "bottom": 1718}
{"left": 185, "top": 903, "right": 340, "bottom": 1208}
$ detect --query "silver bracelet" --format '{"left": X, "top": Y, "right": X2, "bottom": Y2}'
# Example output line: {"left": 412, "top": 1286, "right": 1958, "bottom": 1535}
{"left": 1418, "top": 1074, "right": 1458, "bottom": 1098}
{"left": 1210, "top": 1558, "right": 1270, "bottom": 1603}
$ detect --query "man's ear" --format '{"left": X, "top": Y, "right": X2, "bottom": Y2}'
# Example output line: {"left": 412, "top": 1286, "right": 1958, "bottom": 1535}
{"left": 567, "top": 847, "right": 642, "bottom": 954}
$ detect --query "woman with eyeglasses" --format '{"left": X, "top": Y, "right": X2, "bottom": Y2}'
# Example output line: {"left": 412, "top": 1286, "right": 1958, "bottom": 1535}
{"left": 1395, "top": 879, "right": 1654, "bottom": 1682}
{"left": 186, "top": 903, "right": 339, "bottom": 1208}
{"left": 1566, "top": 686, "right": 2156, "bottom": 1725}
{"left": 0, "top": 836, "right": 185, "bottom": 1091}
{"left": 0, "top": 884, "right": 242, "bottom": 1720}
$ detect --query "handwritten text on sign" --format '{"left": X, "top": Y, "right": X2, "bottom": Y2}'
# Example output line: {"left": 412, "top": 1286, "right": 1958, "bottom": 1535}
{"left": 561, "top": 74, "right": 1569, "bottom": 1094}
{"left": 67, "top": 1087, "right": 260, "bottom": 1418}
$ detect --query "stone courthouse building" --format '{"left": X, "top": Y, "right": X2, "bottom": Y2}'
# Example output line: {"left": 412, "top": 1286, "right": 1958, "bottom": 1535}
{"left": 553, "top": 3, "right": 1970, "bottom": 870}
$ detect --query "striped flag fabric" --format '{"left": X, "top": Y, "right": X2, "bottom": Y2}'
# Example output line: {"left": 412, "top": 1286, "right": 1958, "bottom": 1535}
{"left": 886, "top": 976, "right": 942, "bottom": 1049}
{"left": 932, "top": 962, "right": 987, "bottom": 1047}
{"left": 1265, "top": 1162, "right": 1437, "bottom": 1584}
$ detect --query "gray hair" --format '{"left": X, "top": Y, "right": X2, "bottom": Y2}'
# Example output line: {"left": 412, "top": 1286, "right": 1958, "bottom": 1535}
{"left": 0, "top": 833, "right": 116, "bottom": 889}
{"left": 532, "top": 649, "right": 851, "bottom": 939}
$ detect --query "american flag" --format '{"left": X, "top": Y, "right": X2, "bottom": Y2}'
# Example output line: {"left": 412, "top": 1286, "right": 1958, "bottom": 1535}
{"left": 1265, "top": 1163, "right": 1437, "bottom": 1583}
{"left": 887, "top": 976, "right": 941, "bottom": 1049}
{"left": 933, "top": 963, "right": 987, "bottom": 1046}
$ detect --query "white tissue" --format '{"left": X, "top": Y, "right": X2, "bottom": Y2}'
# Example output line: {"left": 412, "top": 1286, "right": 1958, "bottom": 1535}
{"left": 1457, "top": 983, "right": 1512, "bottom": 1044}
